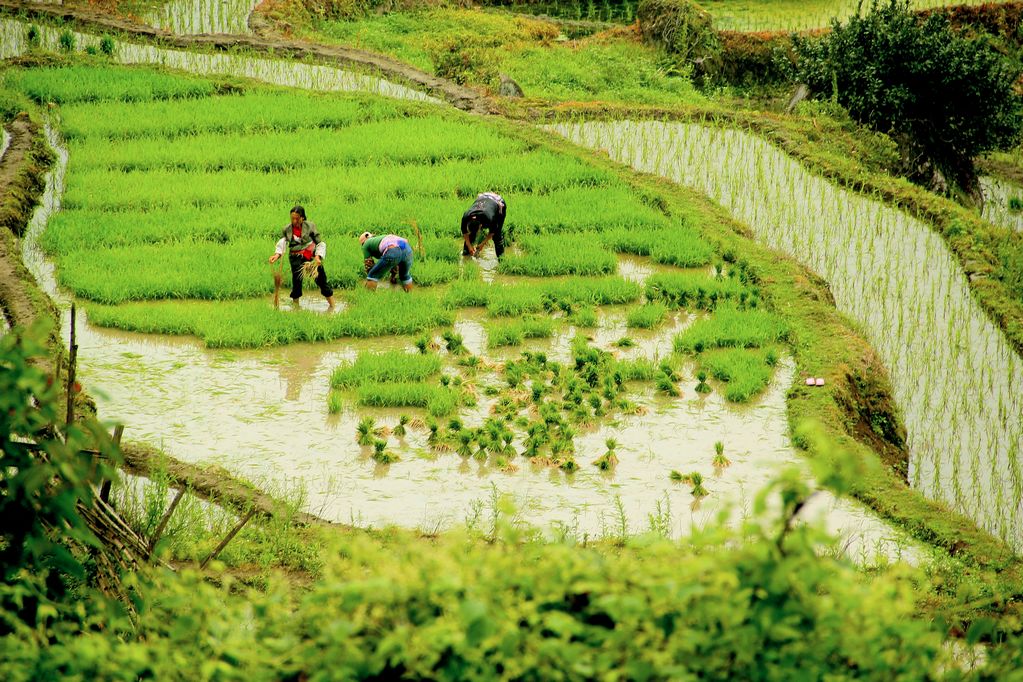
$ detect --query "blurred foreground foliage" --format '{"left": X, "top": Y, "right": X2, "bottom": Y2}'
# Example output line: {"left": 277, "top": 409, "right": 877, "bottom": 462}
{"left": 5, "top": 325, "right": 1023, "bottom": 679}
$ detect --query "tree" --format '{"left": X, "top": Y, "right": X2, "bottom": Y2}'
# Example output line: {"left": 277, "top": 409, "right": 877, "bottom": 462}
{"left": 794, "top": 0, "right": 1023, "bottom": 202}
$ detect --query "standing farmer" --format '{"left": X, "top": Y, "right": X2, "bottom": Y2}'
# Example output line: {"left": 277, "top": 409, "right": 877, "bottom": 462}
{"left": 268, "top": 205, "right": 336, "bottom": 310}
{"left": 360, "top": 232, "right": 414, "bottom": 292}
{"left": 461, "top": 191, "right": 507, "bottom": 258}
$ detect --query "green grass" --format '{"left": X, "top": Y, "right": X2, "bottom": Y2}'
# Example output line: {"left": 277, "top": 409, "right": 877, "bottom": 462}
{"left": 699, "top": 347, "right": 776, "bottom": 403}
{"left": 674, "top": 306, "right": 789, "bottom": 353}
{"left": 330, "top": 351, "right": 442, "bottom": 388}
{"left": 305, "top": 8, "right": 702, "bottom": 105}
{"left": 701, "top": 0, "right": 1014, "bottom": 31}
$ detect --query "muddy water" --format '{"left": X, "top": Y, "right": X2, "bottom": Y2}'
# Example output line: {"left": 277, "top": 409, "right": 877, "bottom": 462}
{"left": 10, "top": 125, "right": 916, "bottom": 560}
{"left": 142, "top": 0, "right": 259, "bottom": 35}
{"left": 981, "top": 175, "right": 1023, "bottom": 233}
{"left": 0, "top": 19, "right": 443, "bottom": 105}
{"left": 552, "top": 121, "right": 1023, "bottom": 549}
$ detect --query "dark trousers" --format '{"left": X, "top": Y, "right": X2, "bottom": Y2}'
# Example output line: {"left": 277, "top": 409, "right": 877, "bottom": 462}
{"left": 463, "top": 219, "right": 505, "bottom": 258}
{"left": 289, "top": 255, "right": 333, "bottom": 300}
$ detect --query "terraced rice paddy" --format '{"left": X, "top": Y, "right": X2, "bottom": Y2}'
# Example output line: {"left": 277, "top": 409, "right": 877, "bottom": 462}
{"left": 553, "top": 120, "right": 1023, "bottom": 549}
{"left": 143, "top": 0, "right": 260, "bottom": 35}
{"left": 3, "top": 60, "right": 918, "bottom": 554}
{"left": 0, "top": 18, "right": 440, "bottom": 103}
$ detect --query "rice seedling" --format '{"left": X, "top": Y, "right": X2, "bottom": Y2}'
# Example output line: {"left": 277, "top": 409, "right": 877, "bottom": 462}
{"left": 645, "top": 272, "right": 752, "bottom": 310}
{"left": 558, "top": 455, "right": 579, "bottom": 473}
{"left": 695, "top": 370, "right": 712, "bottom": 394}
{"left": 615, "top": 358, "right": 656, "bottom": 381}
{"left": 698, "top": 348, "right": 775, "bottom": 403}
{"left": 442, "top": 330, "right": 466, "bottom": 355}
{"left": 330, "top": 351, "right": 442, "bottom": 388}
{"left": 713, "top": 441, "right": 731, "bottom": 469}
{"left": 655, "top": 372, "right": 680, "bottom": 397}
{"left": 485, "top": 317, "right": 555, "bottom": 348}
{"left": 356, "top": 382, "right": 459, "bottom": 417}
{"left": 614, "top": 337, "right": 636, "bottom": 348}
{"left": 669, "top": 470, "right": 685, "bottom": 483}
{"left": 674, "top": 306, "right": 788, "bottom": 353}
{"left": 456, "top": 430, "right": 474, "bottom": 458}
{"left": 626, "top": 302, "right": 668, "bottom": 329}
{"left": 601, "top": 226, "right": 713, "bottom": 268}
{"left": 4, "top": 64, "right": 217, "bottom": 104}
{"left": 327, "top": 391, "right": 345, "bottom": 415}
{"left": 593, "top": 438, "right": 619, "bottom": 471}
{"left": 414, "top": 334, "right": 435, "bottom": 354}
{"left": 371, "top": 439, "right": 400, "bottom": 465}
{"left": 356, "top": 417, "right": 377, "bottom": 446}
{"left": 59, "top": 90, "right": 406, "bottom": 141}
{"left": 392, "top": 415, "right": 411, "bottom": 438}
{"left": 486, "top": 286, "right": 548, "bottom": 317}
{"left": 568, "top": 305, "right": 598, "bottom": 328}
{"left": 691, "top": 472, "right": 707, "bottom": 498}
{"left": 498, "top": 233, "right": 617, "bottom": 277}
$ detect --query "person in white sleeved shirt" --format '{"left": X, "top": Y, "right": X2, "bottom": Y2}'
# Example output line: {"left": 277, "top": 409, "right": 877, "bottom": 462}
{"left": 268, "top": 205, "right": 335, "bottom": 310}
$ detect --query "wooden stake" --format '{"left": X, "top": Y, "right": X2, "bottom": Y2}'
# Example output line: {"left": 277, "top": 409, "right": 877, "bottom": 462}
{"left": 200, "top": 508, "right": 256, "bottom": 570}
{"left": 99, "top": 424, "right": 123, "bottom": 503}
{"left": 65, "top": 303, "right": 78, "bottom": 430}
{"left": 148, "top": 487, "right": 185, "bottom": 559}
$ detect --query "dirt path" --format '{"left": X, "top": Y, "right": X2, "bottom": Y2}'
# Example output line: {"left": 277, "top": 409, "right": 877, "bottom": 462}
{"left": 0, "top": 0, "right": 497, "bottom": 115}
{"left": 0, "top": 114, "right": 56, "bottom": 335}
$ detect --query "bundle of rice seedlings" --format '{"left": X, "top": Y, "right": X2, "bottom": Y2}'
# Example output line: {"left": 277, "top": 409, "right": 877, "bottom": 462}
{"left": 301, "top": 259, "right": 320, "bottom": 281}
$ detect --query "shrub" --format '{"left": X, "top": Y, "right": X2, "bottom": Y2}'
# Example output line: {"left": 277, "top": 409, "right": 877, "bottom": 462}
{"left": 429, "top": 35, "right": 499, "bottom": 88}
{"left": 637, "top": 0, "right": 720, "bottom": 64}
{"left": 58, "top": 30, "right": 76, "bottom": 53}
{"left": 793, "top": 0, "right": 1023, "bottom": 197}
{"left": 702, "top": 30, "right": 798, "bottom": 86}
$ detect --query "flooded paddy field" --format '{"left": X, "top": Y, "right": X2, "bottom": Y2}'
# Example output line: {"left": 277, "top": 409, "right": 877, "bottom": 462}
{"left": 553, "top": 121, "right": 1023, "bottom": 549}
{"left": 0, "top": 57, "right": 920, "bottom": 557}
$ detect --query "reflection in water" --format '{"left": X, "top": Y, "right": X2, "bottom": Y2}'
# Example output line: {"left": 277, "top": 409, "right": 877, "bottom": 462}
{"left": 143, "top": 0, "right": 260, "bottom": 35}
{"left": 0, "top": 19, "right": 443, "bottom": 105}
{"left": 552, "top": 121, "right": 1023, "bottom": 549}
{"left": 981, "top": 175, "right": 1023, "bottom": 233}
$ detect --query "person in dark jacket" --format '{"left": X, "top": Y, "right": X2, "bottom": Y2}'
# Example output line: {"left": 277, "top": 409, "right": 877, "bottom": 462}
{"left": 360, "top": 232, "right": 414, "bottom": 292}
{"left": 461, "top": 191, "right": 507, "bottom": 258}
{"left": 268, "top": 205, "right": 335, "bottom": 309}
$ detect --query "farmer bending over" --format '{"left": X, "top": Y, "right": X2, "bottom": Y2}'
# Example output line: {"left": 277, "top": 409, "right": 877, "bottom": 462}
{"left": 461, "top": 191, "right": 507, "bottom": 258}
{"left": 360, "top": 232, "right": 414, "bottom": 292}
{"left": 268, "top": 205, "right": 335, "bottom": 310}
